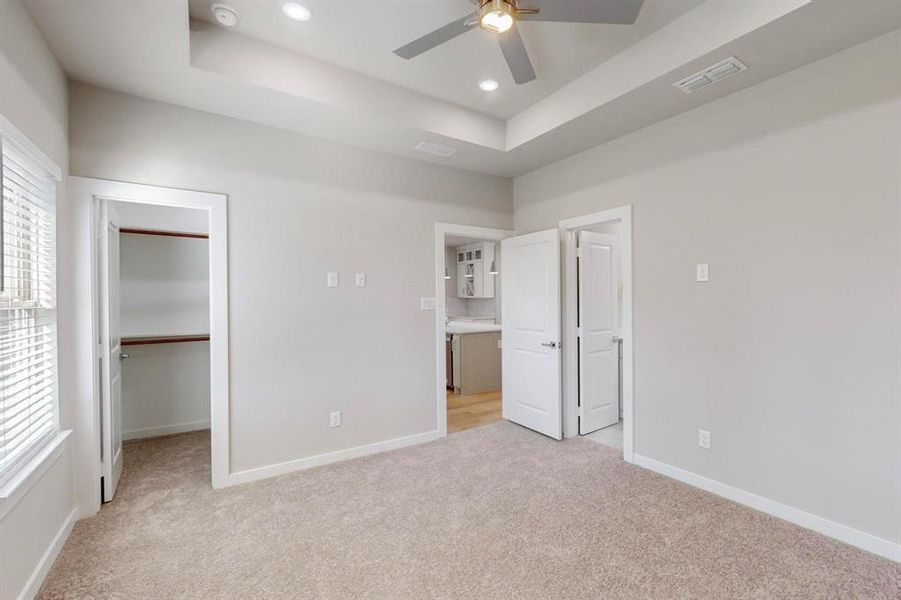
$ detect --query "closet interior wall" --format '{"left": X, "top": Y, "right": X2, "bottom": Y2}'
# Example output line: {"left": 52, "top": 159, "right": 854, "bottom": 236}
{"left": 113, "top": 201, "right": 211, "bottom": 440}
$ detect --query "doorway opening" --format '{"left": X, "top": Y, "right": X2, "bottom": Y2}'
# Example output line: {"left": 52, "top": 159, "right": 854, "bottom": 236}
{"left": 560, "top": 206, "right": 634, "bottom": 462}
{"left": 434, "top": 224, "right": 512, "bottom": 437}
{"left": 72, "top": 176, "right": 229, "bottom": 517}
{"left": 97, "top": 199, "right": 211, "bottom": 503}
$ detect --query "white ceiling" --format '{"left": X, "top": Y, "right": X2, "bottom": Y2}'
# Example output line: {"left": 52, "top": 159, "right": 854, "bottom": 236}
{"left": 24, "top": 0, "right": 901, "bottom": 178}
{"left": 187, "top": 0, "right": 701, "bottom": 120}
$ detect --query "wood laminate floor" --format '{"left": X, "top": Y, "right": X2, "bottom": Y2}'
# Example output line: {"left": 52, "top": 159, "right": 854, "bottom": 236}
{"left": 446, "top": 388, "right": 502, "bottom": 433}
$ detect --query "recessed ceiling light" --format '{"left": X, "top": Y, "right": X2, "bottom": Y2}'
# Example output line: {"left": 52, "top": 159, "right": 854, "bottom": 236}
{"left": 210, "top": 3, "right": 240, "bottom": 27}
{"left": 282, "top": 2, "right": 312, "bottom": 21}
{"left": 478, "top": 79, "right": 500, "bottom": 92}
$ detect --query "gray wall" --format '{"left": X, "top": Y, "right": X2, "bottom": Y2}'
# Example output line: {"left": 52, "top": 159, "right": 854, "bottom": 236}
{"left": 68, "top": 83, "right": 513, "bottom": 472}
{"left": 0, "top": 1, "right": 74, "bottom": 598}
{"left": 514, "top": 31, "right": 901, "bottom": 543}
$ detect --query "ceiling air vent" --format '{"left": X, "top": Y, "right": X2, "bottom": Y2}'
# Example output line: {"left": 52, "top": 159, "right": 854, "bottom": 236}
{"left": 414, "top": 141, "right": 457, "bottom": 158}
{"left": 673, "top": 57, "right": 748, "bottom": 95}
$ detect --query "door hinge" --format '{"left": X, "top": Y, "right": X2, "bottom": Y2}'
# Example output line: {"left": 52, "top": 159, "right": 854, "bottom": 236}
{"left": 577, "top": 326, "right": 582, "bottom": 338}
{"left": 578, "top": 404, "right": 584, "bottom": 418}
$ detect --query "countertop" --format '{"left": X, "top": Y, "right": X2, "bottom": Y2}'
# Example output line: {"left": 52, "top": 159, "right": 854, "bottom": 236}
{"left": 446, "top": 320, "right": 502, "bottom": 334}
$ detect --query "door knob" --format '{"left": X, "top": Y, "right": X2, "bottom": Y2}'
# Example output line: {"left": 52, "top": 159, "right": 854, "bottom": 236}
{"left": 612, "top": 336, "right": 622, "bottom": 343}
{"left": 119, "top": 352, "right": 129, "bottom": 360}
{"left": 541, "top": 341, "right": 558, "bottom": 348}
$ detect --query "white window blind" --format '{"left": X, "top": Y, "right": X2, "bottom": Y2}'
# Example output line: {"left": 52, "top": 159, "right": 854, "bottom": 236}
{"left": 0, "top": 137, "right": 58, "bottom": 487}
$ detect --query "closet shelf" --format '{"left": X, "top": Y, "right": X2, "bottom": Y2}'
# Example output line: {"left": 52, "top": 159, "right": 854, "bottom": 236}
{"left": 121, "top": 334, "right": 210, "bottom": 346}
{"left": 120, "top": 227, "right": 209, "bottom": 240}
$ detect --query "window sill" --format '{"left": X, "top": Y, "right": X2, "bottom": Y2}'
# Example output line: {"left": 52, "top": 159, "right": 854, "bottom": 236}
{"left": 0, "top": 430, "right": 72, "bottom": 521}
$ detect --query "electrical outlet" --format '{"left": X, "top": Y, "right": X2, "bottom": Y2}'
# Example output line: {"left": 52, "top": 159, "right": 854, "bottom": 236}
{"left": 327, "top": 272, "right": 339, "bottom": 287}
{"left": 696, "top": 263, "right": 709, "bottom": 282}
{"left": 355, "top": 273, "right": 366, "bottom": 287}
{"left": 698, "top": 429, "right": 711, "bottom": 449}
{"left": 330, "top": 411, "right": 342, "bottom": 428}
{"left": 420, "top": 297, "right": 436, "bottom": 311}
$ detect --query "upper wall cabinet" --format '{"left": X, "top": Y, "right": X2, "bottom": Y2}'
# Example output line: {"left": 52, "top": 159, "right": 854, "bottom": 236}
{"left": 456, "top": 242, "right": 496, "bottom": 299}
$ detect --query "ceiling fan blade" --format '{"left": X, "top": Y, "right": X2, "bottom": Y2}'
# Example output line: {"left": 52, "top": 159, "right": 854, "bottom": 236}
{"left": 517, "top": 0, "right": 645, "bottom": 24}
{"left": 498, "top": 27, "right": 536, "bottom": 84}
{"left": 393, "top": 13, "right": 477, "bottom": 59}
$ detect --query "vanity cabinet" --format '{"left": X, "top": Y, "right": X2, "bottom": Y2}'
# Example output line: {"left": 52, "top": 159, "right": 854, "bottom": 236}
{"left": 455, "top": 242, "right": 495, "bottom": 299}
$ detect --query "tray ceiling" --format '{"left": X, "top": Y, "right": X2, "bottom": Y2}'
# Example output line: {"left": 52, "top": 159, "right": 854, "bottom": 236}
{"left": 24, "top": 0, "right": 901, "bottom": 177}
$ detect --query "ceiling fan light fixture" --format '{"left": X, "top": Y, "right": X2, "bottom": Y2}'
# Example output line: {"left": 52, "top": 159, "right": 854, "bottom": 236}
{"left": 479, "top": 0, "right": 515, "bottom": 33}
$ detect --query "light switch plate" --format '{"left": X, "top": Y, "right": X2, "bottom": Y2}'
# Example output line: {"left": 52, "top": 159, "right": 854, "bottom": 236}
{"left": 327, "top": 272, "right": 339, "bottom": 287}
{"left": 355, "top": 273, "right": 366, "bottom": 287}
{"left": 420, "top": 297, "right": 436, "bottom": 311}
{"left": 330, "top": 411, "right": 342, "bottom": 428}
{"left": 696, "top": 263, "right": 709, "bottom": 282}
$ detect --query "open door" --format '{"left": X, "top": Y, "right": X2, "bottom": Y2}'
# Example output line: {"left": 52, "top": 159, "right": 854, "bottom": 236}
{"left": 578, "top": 230, "right": 620, "bottom": 434}
{"left": 99, "top": 201, "right": 123, "bottom": 501}
{"left": 501, "top": 228, "right": 562, "bottom": 439}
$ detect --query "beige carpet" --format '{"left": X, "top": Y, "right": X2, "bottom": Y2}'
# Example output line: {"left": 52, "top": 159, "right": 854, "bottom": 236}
{"left": 40, "top": 423, "right": 899, "bottom": 599}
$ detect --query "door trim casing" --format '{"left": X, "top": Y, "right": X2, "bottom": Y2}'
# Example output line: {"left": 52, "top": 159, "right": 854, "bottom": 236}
{"left": 70, "top": 177, "right": 229, "bottom": 518}
{"left": 559, "top": 205, "right": 634, "bottom": 462}
{"left": 434, "top": 223, "right": 513, "bottom": 437}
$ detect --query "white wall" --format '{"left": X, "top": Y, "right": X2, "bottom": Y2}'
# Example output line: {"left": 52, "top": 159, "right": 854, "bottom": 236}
{"left": 67, "top": 83, "right": 513, "bottom": 476}
{"left": 444, "top": 247, "right": 467, "bottom": 318}
{"left": 120, "top": 342, "right": 211, "bottom": 440}
{"left": 114, "top": 201, "right": 209, "bottom": 234}
{"left": 514, "top": 31, "right": 901, "bottom": 546}
{"left": 119, "top": 232, "right": 209, "bottom": 336}
{"left": 0, "top": 1, "right": 74, "bottom": 599}
{"left": 118, "top": 221, "right": 211, "bottom": 440}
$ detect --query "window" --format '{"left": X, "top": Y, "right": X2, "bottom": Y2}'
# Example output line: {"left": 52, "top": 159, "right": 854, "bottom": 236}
{"left": 0, "top": 127, "right": 58, "bottom": 488}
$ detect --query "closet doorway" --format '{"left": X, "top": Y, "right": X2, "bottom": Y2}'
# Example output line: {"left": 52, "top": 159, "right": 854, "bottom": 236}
{"left": 98, "top": 200, "right": 212, "bottom": 501}
{"left": 71, "top": 176, "right": 229, "bottom": 515}
{"left": 559, "top": 206, "right": 634, "bottom": 461}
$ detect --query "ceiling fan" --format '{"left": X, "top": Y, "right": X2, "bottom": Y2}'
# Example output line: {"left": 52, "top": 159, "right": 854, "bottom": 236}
{"left": 393, "top": 0, "right": 646, "bottom": 85}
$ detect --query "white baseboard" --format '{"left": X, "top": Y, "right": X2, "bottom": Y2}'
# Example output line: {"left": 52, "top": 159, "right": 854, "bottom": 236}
{"left": 634, "top": 454, "right": 900, "bottom": 563}
{"left": 123, "top": 420, "right": 210, "bottom": 441}
{"left": 17, "top": 507, "right": 76, "bottom": 600}
{"left": 227, "top": 430, "right": 441, "bottom": 487}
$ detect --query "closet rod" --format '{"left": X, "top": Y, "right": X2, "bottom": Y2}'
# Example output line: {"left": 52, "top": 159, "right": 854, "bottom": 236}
{"left": 122, "top": 334, "right": 210, "bottom": 346}
{"left": 120, "top": 227, "right": 209, "bottom": 240}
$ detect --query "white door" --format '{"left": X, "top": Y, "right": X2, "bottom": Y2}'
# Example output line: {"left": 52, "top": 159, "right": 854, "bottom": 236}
{"left": 501, "top": 228, "right": 562, "bottom": 440}
{"left": 578, "top": 230, "right": 620, "bottom": 434}
{"left": 99, "top": 202, "right": 123, "bottom": 502}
